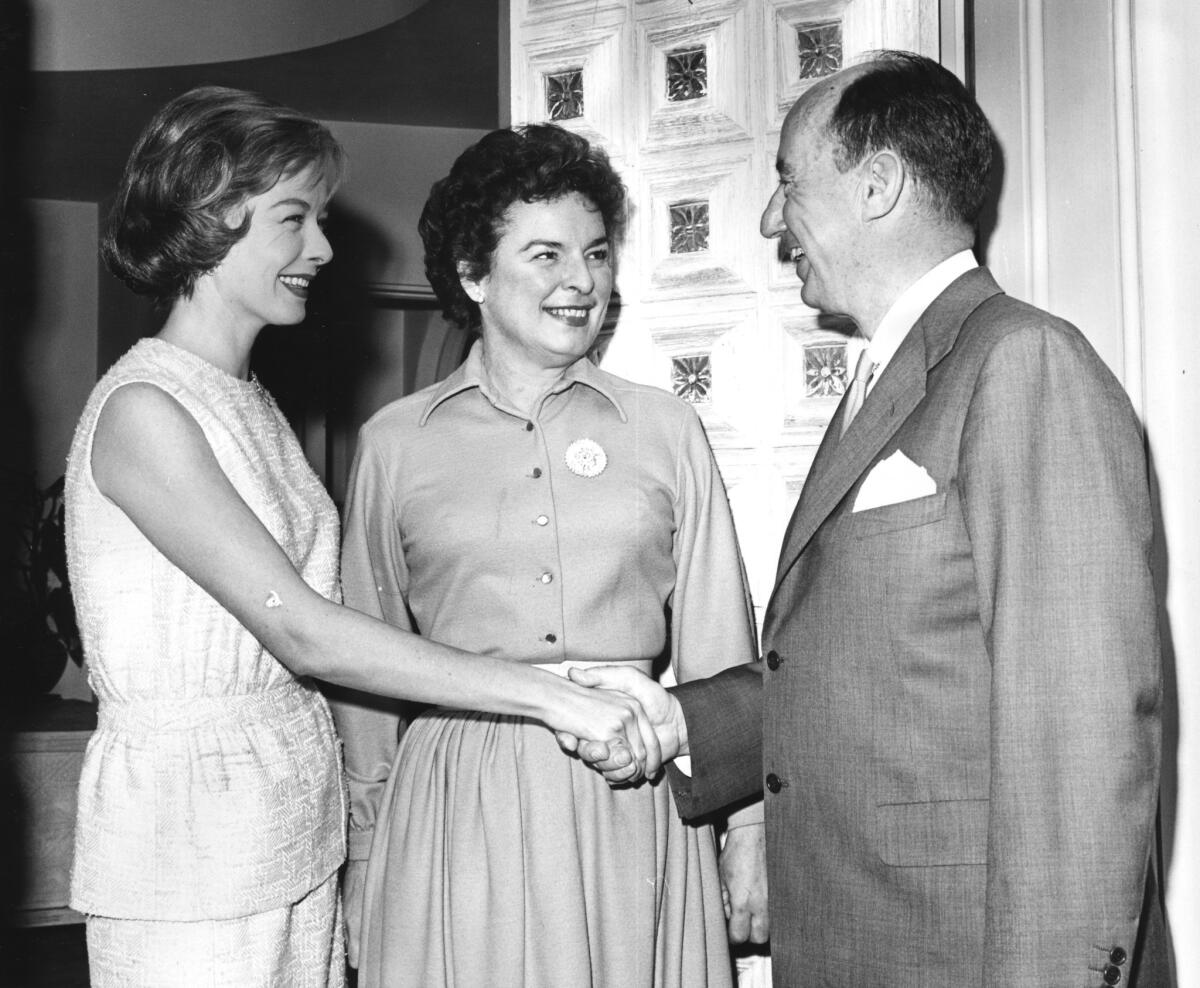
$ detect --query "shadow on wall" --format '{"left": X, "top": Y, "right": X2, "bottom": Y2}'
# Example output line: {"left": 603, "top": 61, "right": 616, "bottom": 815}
{"left": 975, "top": 125, "right": 1004, "bottom": 270}
{"left": 1, "top": 0, "right": 38, "bottom": 976}
{"left": 252, "top": 197, "right": 471, "bottom": 506}
{"left": 1146, "top": 441, "right": 1182, "bottom": 987}
{"left": 252, "top": 198, "right": 397, "bottom": 485}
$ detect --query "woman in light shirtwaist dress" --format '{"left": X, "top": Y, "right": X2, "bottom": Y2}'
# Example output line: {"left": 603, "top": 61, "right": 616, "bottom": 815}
{"left": 332, "top": 123, "right": 766, "bottom": 988}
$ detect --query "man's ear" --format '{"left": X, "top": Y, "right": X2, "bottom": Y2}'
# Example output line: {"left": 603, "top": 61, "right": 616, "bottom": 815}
{"left": 861, "top": 149, "right": 905, "bottom": 220}
{"left": 457, "top": 261, "right": 485, "bottom": 304}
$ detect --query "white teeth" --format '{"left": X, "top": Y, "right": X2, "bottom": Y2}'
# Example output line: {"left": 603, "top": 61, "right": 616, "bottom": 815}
{"left": 549, "top": 307, "right": 588, "bottom": 317}
{"left": 280, "top": 275, "right": 311, "bottom": 288}
{"left": 789, "top": 246, "right": 805, "bottom": 262}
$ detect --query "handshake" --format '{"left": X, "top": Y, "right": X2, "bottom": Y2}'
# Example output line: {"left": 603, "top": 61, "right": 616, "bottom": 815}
{"left": 553, "top": 666, "right": 690, "bottom": 785}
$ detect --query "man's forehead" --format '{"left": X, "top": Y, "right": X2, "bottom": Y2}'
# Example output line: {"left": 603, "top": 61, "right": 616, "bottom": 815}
{"left": 775, "top": 67, "right": 859, "bottom": 174}
{"left": 775, "top": 107, "right": 822, "bottom": 175}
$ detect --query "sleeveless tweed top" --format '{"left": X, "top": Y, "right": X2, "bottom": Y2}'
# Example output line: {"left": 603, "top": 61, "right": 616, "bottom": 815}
{"left": 64, "top": 337, "right": 346, "bottom": 921}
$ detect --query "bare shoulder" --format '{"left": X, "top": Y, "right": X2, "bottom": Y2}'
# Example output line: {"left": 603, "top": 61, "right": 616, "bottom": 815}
{"left": 92, "top": 382, "right": 215, "bottom": 497}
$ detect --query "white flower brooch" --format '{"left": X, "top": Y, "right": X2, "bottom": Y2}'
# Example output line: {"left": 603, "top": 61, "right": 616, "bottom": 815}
{"left": 564, "top": 438, "right": 607, "bottom": 478}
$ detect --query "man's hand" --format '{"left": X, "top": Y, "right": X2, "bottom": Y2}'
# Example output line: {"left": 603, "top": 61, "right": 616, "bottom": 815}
{"left": 554, "top": 666, "right": 689, "bottom": 783}
{"left": 720, "top": 823, "right": 769, "bottom": 944}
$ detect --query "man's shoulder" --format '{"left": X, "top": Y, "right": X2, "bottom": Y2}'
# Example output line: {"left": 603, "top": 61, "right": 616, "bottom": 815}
{"left": 971, "top": 290, "right": 1075, "bottom": 335}
{"left": 967, "top": 292, "right": 1107, "bottom": 370}
{"left": 959, "top": 291, "right": 1130, "bottom": 407}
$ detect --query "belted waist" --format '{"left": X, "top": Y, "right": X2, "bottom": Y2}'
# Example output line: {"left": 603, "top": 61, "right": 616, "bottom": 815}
{"left": 532, "top": 658, "right": 656, "bottom": 678}
{"left": 96, "top": 680, "right": 316, "bottom": 734}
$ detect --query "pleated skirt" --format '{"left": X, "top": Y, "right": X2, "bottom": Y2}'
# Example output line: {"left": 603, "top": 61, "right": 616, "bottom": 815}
{"left": 357, "top": 708, "right": 735, "bottom": 988}
{"left": 86, "top": 870, "right": 344, "bottom": 987}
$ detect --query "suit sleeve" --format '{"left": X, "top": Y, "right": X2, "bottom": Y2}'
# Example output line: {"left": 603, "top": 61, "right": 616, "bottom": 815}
{"left": 667, "top": 663, "right": 764, "bottom": 819}
{"left": 325, "top": 431, "right": 412, "bottom": 862}
{"left": 960, "top": 321, "right": 1161, "bottom": 984}
{"left": 665, "top": 406, "right": 763, "bottom": 825}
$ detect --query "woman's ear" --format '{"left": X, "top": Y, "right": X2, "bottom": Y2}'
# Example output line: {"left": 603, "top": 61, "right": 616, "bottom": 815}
{"left": 223, "top": 201, "right": 250, "bottom": 231}
{"left": 457, "top": 261, "right": 485, "bottom": 304}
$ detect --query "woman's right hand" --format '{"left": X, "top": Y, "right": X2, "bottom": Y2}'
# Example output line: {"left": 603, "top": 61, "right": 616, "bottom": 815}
{"left": 558, "top": 666, "right": 689, "bottom": 785}
{"left": 543, "top": 676, "right": 663, "bottom": 782}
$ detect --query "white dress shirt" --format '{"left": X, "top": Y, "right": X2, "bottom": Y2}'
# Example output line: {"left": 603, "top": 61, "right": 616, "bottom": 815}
{"left": 863, "top": 250, "right": 978, "bottom": 395}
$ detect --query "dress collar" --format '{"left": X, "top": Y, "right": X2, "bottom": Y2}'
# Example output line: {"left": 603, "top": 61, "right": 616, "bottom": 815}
{"left": 419, "top": 340, "right": 629, "bottom": 425}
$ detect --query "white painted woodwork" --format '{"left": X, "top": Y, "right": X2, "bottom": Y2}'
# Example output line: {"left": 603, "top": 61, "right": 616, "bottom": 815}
{"left": 510, "top": 0, "right": 940, "bottom": 617}
{"left": 972, "top": 0, "right": 1196, "bottom": 976}
{"left": 1133, "top": 2, "right": 1200, "bottom": 978}
{"left": 509, "top": 4, "right": 938, "bottom": 983}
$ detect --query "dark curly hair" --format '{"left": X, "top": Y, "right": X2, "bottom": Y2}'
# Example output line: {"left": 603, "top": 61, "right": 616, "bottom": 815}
{"left": 826, "top": 51, "right": 995, "bottom": 226}
{"left": 419, "top": 124, "right": 627, "bottom": 329}
{"left": 101, "top": 86, "right": 345, "bottom": 306}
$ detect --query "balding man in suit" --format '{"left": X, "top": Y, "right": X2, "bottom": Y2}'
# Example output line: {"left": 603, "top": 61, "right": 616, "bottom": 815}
{"left": 566, "top": 50, "right": 1165, "bottom": 987}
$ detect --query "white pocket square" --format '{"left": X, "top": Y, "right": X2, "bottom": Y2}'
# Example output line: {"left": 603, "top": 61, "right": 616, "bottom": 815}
{"left": 853, "top": 450, "right": 937, "bottom": 512}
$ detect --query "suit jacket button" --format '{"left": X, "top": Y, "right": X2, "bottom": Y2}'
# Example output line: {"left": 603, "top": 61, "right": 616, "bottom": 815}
{"left": 1103, "top": 964, "right": 1122, "bottom": 985}
{"left": 1109, "top": 947, "right": 1127, "bottom": 966}
{"left": 765, "top": 773, "right": 784, "bottom": 793}
{"left": 766, "top": 650, "right": 781, "bottom": 670}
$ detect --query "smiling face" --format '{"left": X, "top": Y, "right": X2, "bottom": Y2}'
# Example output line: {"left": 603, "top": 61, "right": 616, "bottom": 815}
{"left": 463, "top": 192, "right": 613, "bottom": 373}
{"left": 208, "top": 165, "right": 333, "bottom": 332}
{"left": 760, "top": 74, "right": 867, "bottom": 318}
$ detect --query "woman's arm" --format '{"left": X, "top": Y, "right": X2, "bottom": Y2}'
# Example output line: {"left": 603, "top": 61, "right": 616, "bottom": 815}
{"left": 90, "top": 382, "right": 658, "bottom": 755}
{"left": 670, "top": 406, "right": 768, "bottom": 941}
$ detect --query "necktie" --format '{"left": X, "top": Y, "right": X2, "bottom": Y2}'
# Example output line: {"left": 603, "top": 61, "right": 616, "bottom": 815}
{"left": 840, "top": 350, "right": 876, "bottom": 438}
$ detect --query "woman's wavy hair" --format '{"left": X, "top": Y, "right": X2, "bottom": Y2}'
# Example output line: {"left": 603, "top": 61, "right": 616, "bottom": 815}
{"left": 101, "top": 86, "right": 345, "bottom": 306}
{"left": 419, "top": 124, "right": 627, "bottom": 330}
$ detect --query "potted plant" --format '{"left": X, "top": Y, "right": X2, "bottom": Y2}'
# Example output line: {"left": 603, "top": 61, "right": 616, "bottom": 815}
{"left": 1, "top": 471, "right": 83, "bottom": 701}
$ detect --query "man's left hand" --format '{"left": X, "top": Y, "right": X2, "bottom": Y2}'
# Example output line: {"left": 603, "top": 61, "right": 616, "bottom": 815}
{"left": 720, "top": 823, "right": 769, "bottom": 944}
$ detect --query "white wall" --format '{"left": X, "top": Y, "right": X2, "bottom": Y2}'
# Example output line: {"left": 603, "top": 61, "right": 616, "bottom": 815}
{"left": 971, "top": 2, "right": 1197, "bottom": 978}
{"left": 972, "top": 0, "right": 1129, "bottom": 378}
{"left": 1134, "top": 1, "right": 1200, "bottom": 977}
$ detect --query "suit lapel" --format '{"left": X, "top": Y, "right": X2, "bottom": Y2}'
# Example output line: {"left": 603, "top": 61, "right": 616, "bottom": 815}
{"left": 772, "top": 268, "right": 1005, "bottom": 588}
{"left": 774, "top": 330, "right": 927, "bottom": 584}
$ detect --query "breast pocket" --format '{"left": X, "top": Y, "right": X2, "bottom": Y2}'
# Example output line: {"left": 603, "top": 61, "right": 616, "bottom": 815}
{"left": 851, "top": 490, "right": 947, "bottom": 539}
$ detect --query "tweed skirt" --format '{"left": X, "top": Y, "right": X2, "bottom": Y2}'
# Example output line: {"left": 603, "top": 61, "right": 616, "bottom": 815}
{"left": 356, "top": 708, "right": 735, "bottom": 988}
{"left": 85, "top": 870, "right": 344, "bottom": 987}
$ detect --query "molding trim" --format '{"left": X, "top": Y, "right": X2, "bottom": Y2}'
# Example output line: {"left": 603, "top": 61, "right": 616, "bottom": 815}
{"left": 1022, "top": 0, "right": 1049, "bottom": 310}
{"left": 939, "top": 0, "right": 968, "bottom": 81}
{"left": 1112, "top": 0, "right": 1145, "bottom": 414}
{"left": 365, "top": 282, "right": 437, "bottom": 302}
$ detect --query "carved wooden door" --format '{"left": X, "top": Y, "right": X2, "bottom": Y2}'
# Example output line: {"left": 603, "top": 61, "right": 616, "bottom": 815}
{"left": 509, "top": 0, "right": 939, "bottom": 622}
{"left": 509, "top": 4, "right": 939, "bottom": 982}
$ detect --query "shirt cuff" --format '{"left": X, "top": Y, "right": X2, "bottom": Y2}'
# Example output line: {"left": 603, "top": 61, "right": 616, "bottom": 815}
{"left": 673, "top": 754, "right": 693, "bottom": 777}
{"left": 726, "top": 800, "right": 764, "bottom": 828}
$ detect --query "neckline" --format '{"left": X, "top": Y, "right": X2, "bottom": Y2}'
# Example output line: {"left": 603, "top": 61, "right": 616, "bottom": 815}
{"left": 140, "top": 336, "right": 263, "bottom": 394}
